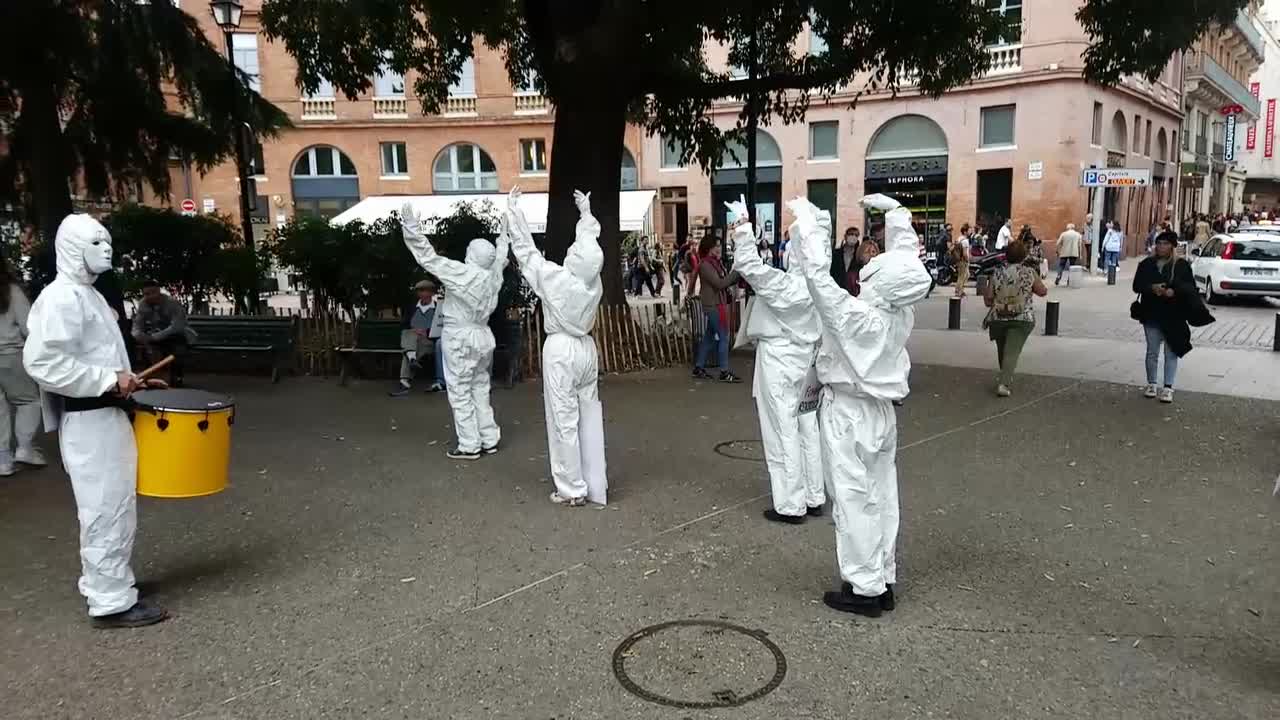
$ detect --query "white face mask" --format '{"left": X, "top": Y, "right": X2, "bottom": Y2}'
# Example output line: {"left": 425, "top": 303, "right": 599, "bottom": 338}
{"left": 83, "top": 239, "right": 114, "bottom": 275}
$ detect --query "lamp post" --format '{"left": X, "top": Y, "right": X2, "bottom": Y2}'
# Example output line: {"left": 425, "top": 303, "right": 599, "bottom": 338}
{"left": 210, "top": 0, "right": 260, "bottom": 312}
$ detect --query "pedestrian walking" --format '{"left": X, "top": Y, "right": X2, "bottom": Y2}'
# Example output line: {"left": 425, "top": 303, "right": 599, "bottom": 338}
{"left": 1054, "top": 223, "right": 1083, "bottom": 285}
{"left": 1131, "top": 230, "right": 1210, "bottom": 404}
{"left": 982, "top": 240, "right": 1048, "bottom": 398}
{"left": 0, "top": 259, "right": 45, "bottom": 476}
{"left": 995, "top": 218, "right": 1013, "bottom": 250}
{"left": 1103, "top": 221, "right": 1123, "bottom": 272}
{"left": 951, "top": 225, "right": 971, "bottom": 297}
{"left": 1194, "top": 215, "right": 1211, "bottom": 248}
{"left": 693, "top": 234, "right": 742, "bottom": 383}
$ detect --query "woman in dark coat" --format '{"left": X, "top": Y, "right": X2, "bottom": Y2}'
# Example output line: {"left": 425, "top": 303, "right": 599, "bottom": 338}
{"left": 1131, "top": 231, "right": 1202, "bottom": 403}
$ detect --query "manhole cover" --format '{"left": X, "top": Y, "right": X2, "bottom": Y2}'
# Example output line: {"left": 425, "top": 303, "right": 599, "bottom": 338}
{"left": 713, "top": 440, "right": 765, "bottom": 462}
{"left": 612, "top": 619, "right": 786, "bottom": 709}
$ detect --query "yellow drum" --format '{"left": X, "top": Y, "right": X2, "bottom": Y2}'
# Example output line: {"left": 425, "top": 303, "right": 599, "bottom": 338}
{"left": 132, "top": 389, "right": 235, "bottom": 498}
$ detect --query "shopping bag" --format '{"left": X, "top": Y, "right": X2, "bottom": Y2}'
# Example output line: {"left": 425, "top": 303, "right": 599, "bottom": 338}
{"left": 796, "top": 364, "right": 822, "bottom": 415}
{"left": 580, "top": 399, "right": 608, "bottom": 505}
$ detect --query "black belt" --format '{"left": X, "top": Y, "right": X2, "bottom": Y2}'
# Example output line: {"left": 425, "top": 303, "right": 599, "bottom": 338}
{"left": 60, "top": 394, "right": 134, "bottom": 413}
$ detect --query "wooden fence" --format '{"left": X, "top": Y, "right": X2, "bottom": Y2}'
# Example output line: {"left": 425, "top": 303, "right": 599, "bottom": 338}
{"left": 190, "top": 299, "right": 743, "bottom": 381}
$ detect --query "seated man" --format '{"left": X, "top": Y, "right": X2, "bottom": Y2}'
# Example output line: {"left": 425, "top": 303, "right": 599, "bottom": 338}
{"left": 390, "top": 279, "right": 445, "bottom": 397}
{"left": 130, "top": 281, "right": 195, "bottom": 386}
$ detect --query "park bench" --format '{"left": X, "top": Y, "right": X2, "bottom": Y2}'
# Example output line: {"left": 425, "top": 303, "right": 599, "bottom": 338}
{"left": 334, "top": 319, "right": 403, "bottom": 386}
{"left": 188, "top": 316, "right": 298, "bottom": 383}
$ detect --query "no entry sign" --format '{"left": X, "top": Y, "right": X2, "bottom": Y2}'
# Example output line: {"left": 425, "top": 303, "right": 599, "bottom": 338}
{"left": 180, "top": 198, "right": 197, "bottom": 216}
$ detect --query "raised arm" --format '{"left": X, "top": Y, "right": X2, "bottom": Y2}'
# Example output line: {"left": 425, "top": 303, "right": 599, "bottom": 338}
{"left": 401, "top": 202, "right": 469, "bottom": 285}
{"left": 506, "top": 187, "right": 557, "bottom": 297}
{"left": 790, "top": 198, "right": 885, "bottom": 339}
{"left": 725, "top": 196, "right": 801, "bottom": 309}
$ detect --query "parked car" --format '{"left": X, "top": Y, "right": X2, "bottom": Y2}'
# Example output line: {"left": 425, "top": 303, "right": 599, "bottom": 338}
{"left": 1190, "top": 233, "right": 1280, "bottom": 303}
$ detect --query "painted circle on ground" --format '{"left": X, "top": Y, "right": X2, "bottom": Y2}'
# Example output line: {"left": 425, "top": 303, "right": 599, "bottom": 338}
{"left": 713, "top": 439, "right": 765, "bottom": 462}
{"left": 611, "top": 619, "right": 787, "bottom": 709}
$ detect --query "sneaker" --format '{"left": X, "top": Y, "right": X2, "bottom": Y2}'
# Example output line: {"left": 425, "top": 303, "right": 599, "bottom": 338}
{"left": 91, "top": 600, "right": 168, "bottom": 629}
{"left": 822, "top": 588, "right": 884, "bottom": 617}
{"left": 719, "top": 371, "right": 742, "bottom": 384}
{"left": 388, "top": 385, "right": 411, "bottom": 398}
{"left": 691, "top": 367, "right": 710, "bottom": 380}
{"left": 0, "top": 459, "right": 14, "bottom": 477}
{"left": 549, "top": 492, "right": 586, "bottom": 507}
{"left": 1158, "top": 387, "right": 1174, "bottom": 404}
{"left": 427, "top": 382, "right": 445, "bottom": 393}
{"left": 996, "top": 384, "right": 1012, "bottom": 398}
{"left": 762, "top": 509, "right": 806, "bottom": 525}
{"left": 481, "top": 444, "right": 500, "bottom": 456}
{"left": 1143, "top": 384, "right": 1158, "bottom": 399}
{"left": 15, "top": 447, "right": 47, "bottom": 467}
{"left": 446, "top": 447, "right": 482, "bottom": 461}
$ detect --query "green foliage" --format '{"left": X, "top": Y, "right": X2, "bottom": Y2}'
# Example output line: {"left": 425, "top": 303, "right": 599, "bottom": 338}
{"left": 104, "top": 204, "right": 266, "bottom": 309}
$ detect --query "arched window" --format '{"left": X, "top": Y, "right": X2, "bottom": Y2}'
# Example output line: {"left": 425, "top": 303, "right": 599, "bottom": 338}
{"left": 1108, "top": 111, "right": 1128, "bottom": 153}
{"left": 433, "top": 143, "right": 498, "bottom": 192}
{"left": 717, "top": 130, "right": 782, "bottom": 168}
{"left": 621, "top": 147, "right": 638, "bottom": 190}
{"left": 866, "top": 114, "right": 949, "bottom": 158}
{"left": 1156, "top": 128, "right": 1169, "bottom": 162}
{"left": 292, "top": 145, "right": 357, "bottom": 177}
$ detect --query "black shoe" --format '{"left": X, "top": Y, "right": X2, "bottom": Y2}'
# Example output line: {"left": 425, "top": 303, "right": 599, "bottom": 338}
{"left": 91, "top": 601, "right": 168, "bottom": 629}
{"left": 806, "top": 505, "right": 824, "bottom": 517}
{"left": 719, "top": 371, "right": 742, "bottom": 384}
{"left": 763, "top": 509, "right": 806, "bottom": 525}
{"left": 842, "top": 581, "right": 895, "bottom": 611}
{"left": 822, "top": 588, "right": 883, "bottom": 617}
{"left": 388, "top": 386, "right": 411, "bottom": 398}
{"left": 692, "top": 367, "right": 710, "bottom": 380}
{"left": 481, "top": 444, "right": 500, "bottom": 456}
{"left": 446, "top": 447, "right": 481, "bottom": 461}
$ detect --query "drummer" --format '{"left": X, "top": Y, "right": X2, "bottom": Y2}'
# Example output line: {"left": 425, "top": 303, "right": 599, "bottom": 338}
{"left": 23, "top": 214, "right": 168, "bottom": 629}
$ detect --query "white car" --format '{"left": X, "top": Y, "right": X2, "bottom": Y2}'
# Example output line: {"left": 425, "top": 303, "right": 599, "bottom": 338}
{"left": 1190, "top": 233, "right": 1280, "bottom": 303}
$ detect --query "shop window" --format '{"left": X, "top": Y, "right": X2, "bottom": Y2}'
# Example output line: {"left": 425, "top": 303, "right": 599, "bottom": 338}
{"left": 520, "top": 138, "right": 547, "bottom": 173}
{"left": 980, "top": 105, "right": 1016, "bottom": 148}
{"left": 809, "top": 121, "right": 839, "bottom": 159}
{"left": 380, "top": 142, "right": 408, "bottom": 176}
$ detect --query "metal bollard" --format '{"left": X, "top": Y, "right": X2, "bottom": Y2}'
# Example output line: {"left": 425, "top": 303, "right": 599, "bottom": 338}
{"left": 1044, "top": 300, "right": 1060, "bottom": 336}
{"left": 1274, "top": 312, "right": 1279, "bottom": 352}
{"left": 1106, "top": 265, "right": 1117, "bottom": 285}
{"left": 948, "top": 297, "right": 962, "bottom": 330}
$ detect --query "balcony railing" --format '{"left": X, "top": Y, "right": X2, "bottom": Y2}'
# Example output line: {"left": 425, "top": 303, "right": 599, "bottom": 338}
{"left": 898, "top": 44, "right": 1021, "bottom": 87}
{"left": 513, "top": 91, "right": 549, "bottom": 114}
{"left": 300, "top": 97, "right": 336, "bottom": 120}
{"left": 444, "top": 95, "right": 477, "bottom": 116}
{"left": 1234, "top": 9, "right": 1265, "bottom": 60}
{"left": 1185, "top": 51, "right": 1261, "bottom": 116}
{"left": 372, "top": 96, "right": 407, "bottom": 118}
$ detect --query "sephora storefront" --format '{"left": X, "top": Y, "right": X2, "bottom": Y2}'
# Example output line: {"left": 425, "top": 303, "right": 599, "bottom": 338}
{"left": 863, "top": 115, "right": 950, "bottom": 251}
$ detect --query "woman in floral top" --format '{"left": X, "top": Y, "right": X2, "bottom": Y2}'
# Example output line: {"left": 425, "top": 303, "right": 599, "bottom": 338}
{"left": 982, "top": 240, "right": 1047, "bottom": 397}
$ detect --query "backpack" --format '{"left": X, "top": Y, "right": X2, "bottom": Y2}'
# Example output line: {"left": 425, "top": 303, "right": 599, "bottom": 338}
{"left": 949, "top": 242, "right": 966, "bottom": 263}
{"left": 992, "top": 267, "right": 1028, "bottom": 320}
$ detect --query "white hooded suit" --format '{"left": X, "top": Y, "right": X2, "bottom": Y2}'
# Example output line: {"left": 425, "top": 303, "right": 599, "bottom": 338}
{"left": 792, "top": 194, "right": 932, "bottom": 599}
{"left": 24, "top": 215, "right": 139, "bottom": 617}
{"left": 506, "top": 192, "right": 604, "bottom": 501}
{"left": 727, "top": 205, "right": 825, "bottom": 518}
{"left": 402, "top": 205, "right": 508, "bottom": 454}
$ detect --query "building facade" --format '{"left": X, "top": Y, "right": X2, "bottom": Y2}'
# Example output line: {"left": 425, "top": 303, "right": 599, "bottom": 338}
{"left": 1242, "top": 0, "right": 1280, "bottom": 210}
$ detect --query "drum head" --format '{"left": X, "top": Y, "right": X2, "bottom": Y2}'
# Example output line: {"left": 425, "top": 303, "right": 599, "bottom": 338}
{"left": 133, "top": 388, "right": 234, "bottom": 412}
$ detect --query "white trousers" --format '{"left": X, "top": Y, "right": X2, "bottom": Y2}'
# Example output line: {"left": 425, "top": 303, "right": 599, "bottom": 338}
{"left": 542, "top": 333, "right": 599, "bottom": 500}
{"left": 819, "top": 390, "right": 899, "bottom": 596}
{"left": 0, "top": 353, "right": 41, "bottom": 456}
{"left": 753, "top": 340, "right": 824, "bottom": 516}
{"left": 61, "top": 407, "right": 139, "bottom": 616}
{"left": 441, "top": 326, "right": 499, "bottom": 453}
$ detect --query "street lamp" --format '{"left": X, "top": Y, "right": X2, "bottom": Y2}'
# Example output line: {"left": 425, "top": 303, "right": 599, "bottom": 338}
{"left": 209, "top": 0, "right": 260, "bottom": 312}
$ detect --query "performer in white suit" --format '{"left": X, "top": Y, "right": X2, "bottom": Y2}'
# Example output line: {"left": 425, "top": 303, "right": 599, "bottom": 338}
{"left": 723, "top": 195, "right": 825, "bottom": 524}
{"left": 506, "top": 188, "right": 605, "bottom": 507}
{"left": 401, "top": 203, "right": 508, "bottom": 460}
{"left": 791, "top": 194, "right": 932, "bottom": 617}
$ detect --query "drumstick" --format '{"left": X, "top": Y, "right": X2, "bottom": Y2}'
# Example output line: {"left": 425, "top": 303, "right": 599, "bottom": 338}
{"left": 135, "top": 355, "right": 175, "bottom": 382}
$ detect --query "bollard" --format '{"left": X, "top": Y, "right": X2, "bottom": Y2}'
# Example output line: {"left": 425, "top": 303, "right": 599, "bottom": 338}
{"left": 1044, "top": 300, "right": 1060, "bottom": 336}
{"left": 948, "top": 297, "right": 962, "bottom": 330}
{"left": 1106, "top": 265, "right": 1117, "bottom": 285}
{"left": 1274, "top": 312, "right": 1279, "bottom": 352}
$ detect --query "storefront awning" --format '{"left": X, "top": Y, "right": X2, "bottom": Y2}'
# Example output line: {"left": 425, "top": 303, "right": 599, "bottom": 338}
{"left": 330, "top": 190, "right": 657, "bottom": 234}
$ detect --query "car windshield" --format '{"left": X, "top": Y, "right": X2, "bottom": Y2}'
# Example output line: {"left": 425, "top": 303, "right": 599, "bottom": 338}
{"left": 1237, "top": 241, "right": 1280, "bottom": 261}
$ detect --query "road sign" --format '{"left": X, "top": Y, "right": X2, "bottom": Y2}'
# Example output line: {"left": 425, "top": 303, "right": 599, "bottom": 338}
{"left": 1080, "top": 168, "right": 1151, "bottom": 188}
{"left": 1225, "top": 114, "right": 1238, "bottom": 162}
{"left": 180, "top": 199, "right": 196, "bottom": 216}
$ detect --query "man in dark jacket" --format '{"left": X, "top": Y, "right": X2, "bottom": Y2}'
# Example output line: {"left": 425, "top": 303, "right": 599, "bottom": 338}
{"left": 390, "top": 279, "right": 444, "bottom": 396}
{"left": 830, "top": 226, "right": 861, "bottom": 294}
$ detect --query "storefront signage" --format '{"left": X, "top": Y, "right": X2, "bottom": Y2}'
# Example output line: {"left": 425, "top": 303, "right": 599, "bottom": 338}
{"left": 864, "top": 155, "right": 947, "bottom": 181}
{"left": 1266, "top": 99, "right": 1276, "bottom": 159}
{"left": 1080, "top": 168, "right": 1151, "bottom": 187}
{"left": 1224, "top": 114, "right": 1238, "bottom": 163}
{"left": 1247, "top": 82, "right": 1261, "bottom": 150}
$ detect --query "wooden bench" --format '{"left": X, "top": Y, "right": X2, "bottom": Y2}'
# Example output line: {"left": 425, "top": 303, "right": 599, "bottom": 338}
{"left": 334, "top": 319, "right": 403, "bottom": 386}
{"left": 188, "top": 316, "right": 298, "bottom": 383}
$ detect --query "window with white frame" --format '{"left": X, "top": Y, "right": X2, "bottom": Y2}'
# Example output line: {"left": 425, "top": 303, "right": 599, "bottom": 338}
{"left": 380, "top": 142, "right": 408, "bottom": 176}
{"left": 984, "top": 0, "right": 1022, "bottom": 46}
{"left": 231, "top": 33, "right": 261, "bottom": 92}
{"left": 520, "top": 139, "right": 547, "bottom": 173}
{"left": 979, "top": 105, "right": 1016, "bottom": 148}
{"left": 809, "top": 121, "right": 838, "bottom": 159}
{"left": 304, "top": 77, "right": 335, "bottom": 98}
{"left": 433, "top": 143, "right": 497, "bottom": 191}
{"left": 661, "top": 137, "right": 685, "bottom": 168}
{"left": 374, "top": 65, "right": 405, "bottom": 97}
{"left": 449, "top": 57, "right": 476, "bottom": 97}
{"left": 808, "top": 13, "right": 828, "bottom": 55}
{"left": 292, "top": 146, "right": 357, "bottom": 177}
{"left": 516, "top": 69, "right": 539, "bottom": 93}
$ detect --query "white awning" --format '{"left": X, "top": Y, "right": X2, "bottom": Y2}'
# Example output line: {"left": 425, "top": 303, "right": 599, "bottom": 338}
{"left": 330, "top": 190, "right": 657, "bottom": 234}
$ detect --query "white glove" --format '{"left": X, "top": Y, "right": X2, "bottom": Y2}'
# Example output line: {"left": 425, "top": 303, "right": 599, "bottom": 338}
{"left": 401, "top": 203, "right": 427, "bottom": 251}
{"left": 860, "top": 193, "right": 901, "bottom": 212}
{"left": 724, "top": 194, "right": 749, "bottom": 226}
{"left": 787, "top": 196, "right": 814, "bottom": 226}
{"left": 574, "top": 189, "right": 592, "bottom": 216}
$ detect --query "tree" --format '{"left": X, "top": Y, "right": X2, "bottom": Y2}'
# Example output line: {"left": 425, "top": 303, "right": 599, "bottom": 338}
{"left": 260, "top": 0, "right": 1247, "bottom": 304}
{"left": 0, "top": 0, "right": 290, "bottom": 282}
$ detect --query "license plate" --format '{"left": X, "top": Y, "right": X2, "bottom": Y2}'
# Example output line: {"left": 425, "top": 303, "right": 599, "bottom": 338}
{"left": 1242, "top": 267, "right": 1276, "bottom": 276}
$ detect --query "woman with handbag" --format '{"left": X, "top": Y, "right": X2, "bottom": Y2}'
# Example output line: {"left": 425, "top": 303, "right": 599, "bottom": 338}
{"left": 1130, "top": 230, "right": 1213, "bottom": 403}
{"left": 982, "top": 240, "right": 1048, "bottom": 398}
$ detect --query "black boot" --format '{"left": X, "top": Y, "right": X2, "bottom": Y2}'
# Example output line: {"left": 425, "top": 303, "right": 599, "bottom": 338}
{"left": 822, "top": 587, "right": 883, "bottom": 617}
{"left": 91, "top": 600, "right": 168, "bottom": 629}
{"left": 762, "top": 509, "right": 805, "bottom": 525}
{"left": 806, "top": 505, "right": 824, "bottom": 517}
{"left": 842, "top": 581, "right": 895, "bottom": 611}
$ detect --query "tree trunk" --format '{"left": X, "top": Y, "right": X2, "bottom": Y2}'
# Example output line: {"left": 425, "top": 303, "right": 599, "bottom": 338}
{"left": 545, "top": 94, "right": 628, "bottom": 305}
{"left": 19, "top": 79, "right": 73, "bottom": 285}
